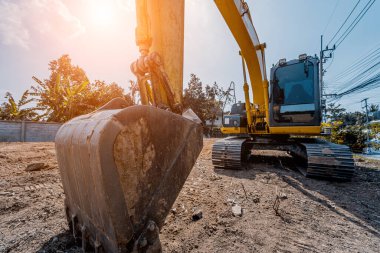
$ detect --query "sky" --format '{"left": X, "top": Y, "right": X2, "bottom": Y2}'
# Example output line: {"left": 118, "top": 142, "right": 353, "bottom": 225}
{"left": 0, "top": 0, "right": 379, "bottom": 112}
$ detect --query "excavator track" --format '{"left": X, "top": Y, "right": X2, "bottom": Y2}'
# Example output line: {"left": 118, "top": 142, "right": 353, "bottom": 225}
{"left": 212, "top": 137, "right": 355, "bottom": 181}
{"left": 301, "top": 140, "right": 355, "bottom": 181}
{"left": 212, "top": 137, "right": 249, "bottom": 169}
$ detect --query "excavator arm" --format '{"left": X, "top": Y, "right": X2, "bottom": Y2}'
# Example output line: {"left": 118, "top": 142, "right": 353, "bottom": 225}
{"left": 131, "top": 0, "right": 184, "bottom": 112}
{"left": 132, "top": 0, "right": 269, "bottom": 130}
{"left": 215, "top": 0, "right": 270, "bottom": 130}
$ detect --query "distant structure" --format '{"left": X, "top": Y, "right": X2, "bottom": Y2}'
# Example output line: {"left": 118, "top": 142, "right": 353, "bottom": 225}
{"left": 205, "top": 112, "right": 223, "bottom": 128}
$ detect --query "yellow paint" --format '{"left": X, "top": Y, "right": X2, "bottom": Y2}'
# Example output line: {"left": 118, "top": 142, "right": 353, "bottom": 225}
{"left": 135, "top": 0, "right": 184, "bottom": 107}
{"left": 215, "top": 1, "right": 322, "bottom": 137}
{"left": 135, "top": 0, "right": 323, "bottom": 138}
{"left": 221, "top": 127, "right": 248, "bottom": 134}
{"left": 148, "top": 0, "right": 184, "bottom": 105}
{"left": 214, "top": 0, "right": 268, "bottom": 115}
{"left": 269, "top": 126, "right": 321, "bottom": 135}
{"left": 262, "top": 80, "right": 270, "bottom": 126}
{"left": 223, "top": 126, "right": 321, "bottom": 135}
{"left": 243, "top": 82, "right": 253, "bottom": 128}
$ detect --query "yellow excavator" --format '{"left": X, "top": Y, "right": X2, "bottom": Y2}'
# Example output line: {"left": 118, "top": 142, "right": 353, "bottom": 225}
{"left": 211, "top": 2, "right": 355, "bottom": 180}
{"left": 54, "top": 0, "right": 355, "bottom": 252}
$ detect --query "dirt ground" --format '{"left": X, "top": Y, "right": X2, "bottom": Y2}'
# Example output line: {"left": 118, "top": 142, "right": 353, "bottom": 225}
{"left": 1, "top": 139, "right": 380, "bottom": 253}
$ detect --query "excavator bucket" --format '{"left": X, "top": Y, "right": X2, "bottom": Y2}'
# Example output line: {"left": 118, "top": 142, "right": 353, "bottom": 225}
{"left": 55, "top": 104, "right": 203, "bottom": 252}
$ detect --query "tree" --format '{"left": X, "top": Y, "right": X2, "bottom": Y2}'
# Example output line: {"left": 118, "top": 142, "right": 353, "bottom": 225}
{"left": 334, "top": 125, "right": 367, "bottom": 152}
{"left": 326, "top": 103, "right": 346, "bottom": 122}
{"left": 0, "top": 90, "right": 37, "bottom": 120}
{"left": 183, "top": 74, "right": 228, "bottom": 136}
{"left": 369, "top": 103, "right": 379, "bottom": 113}
{"left": 31, "top": 55, "right": 91, "bottom": 122}
{"left": 86, "top": 80, "right": 125, "bottom": 108}
{"left": 183, "top": 74, "right": 208, "bottom": 123}
{"left": 31, "top": 55, "right": 134, "bottom": 122}
{"left": 324, "top": 102, "right": 369, "bottom": 152}
{"left": 341, "top": 111, "right": 366, "bottom": 126}
{"left": 205, "top": 82, "right": 224, "bottom": 132}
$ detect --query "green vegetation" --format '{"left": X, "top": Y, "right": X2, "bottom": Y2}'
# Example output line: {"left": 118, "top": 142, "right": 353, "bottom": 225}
{"left": 1, "top": 56, "right": 227, "bottom": 126}
{"left": 0, "top": 90, "right": 37, "bottom": 121}
{"left": 325, "top": 102, "right": 379, "bottom": 152}
{"left": 183, "top": 73, "right": 230, "bottom": 135}
{"left": 1, "top": 55, "right": 134, "bottom": 122}
{"left": 30, "top": 55, "right": 134, "bottom": 122}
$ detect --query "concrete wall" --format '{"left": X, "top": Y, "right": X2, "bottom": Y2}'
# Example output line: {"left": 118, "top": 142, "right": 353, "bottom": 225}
{"left": 0, "top": 120, "right": 62, "bottom": 142}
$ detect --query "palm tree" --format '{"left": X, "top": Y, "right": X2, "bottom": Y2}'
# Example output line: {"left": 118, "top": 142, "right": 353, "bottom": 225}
{"left": 0, "top": 90, "right": 37, "bottom": 120}
{"left": 30, "top": 55, "right": 134, "bottom": 122}
{"left": 31, "top": 74, "right": 89, "bottom": 122}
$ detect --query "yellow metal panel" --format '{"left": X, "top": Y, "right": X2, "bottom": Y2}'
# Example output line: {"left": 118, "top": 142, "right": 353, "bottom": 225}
{"left": 221, "top": 127, "right": 248, "bottom": 134}
{"left": 136, "top": 0, "right": 185, "bottom": 105}
{"left": 269, "top": 126, "right": 322, "bottom": 135}
{"left": 243, "top": 82, "right": 253, "bottom": 128}
{"left": 222, "top": 126, "right": 321, "bottom": 135}
{"left": 148, "top": 0, "right": 184, "bottom": 105}
{"left": 214, "top": 0, "right": 266, "bottom": 107}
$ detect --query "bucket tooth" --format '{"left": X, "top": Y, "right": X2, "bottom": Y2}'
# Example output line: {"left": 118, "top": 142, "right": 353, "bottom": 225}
{"left": 55, "top": 105, "right": 203, "bottom": 252}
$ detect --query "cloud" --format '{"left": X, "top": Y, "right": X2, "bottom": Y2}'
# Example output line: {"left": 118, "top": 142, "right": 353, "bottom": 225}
{"left": 0, "top": 0, "right": 85, "bottom": 49}
{"left": 0, "top": 1, "right": 30, "bottom": 49}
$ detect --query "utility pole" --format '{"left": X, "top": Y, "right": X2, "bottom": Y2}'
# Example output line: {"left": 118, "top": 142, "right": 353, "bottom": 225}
{"left": 320, "top": 35, "right": 335, "bottom": 122}
{"left": 362, "top": 98, "right": 371, "bottom": 153}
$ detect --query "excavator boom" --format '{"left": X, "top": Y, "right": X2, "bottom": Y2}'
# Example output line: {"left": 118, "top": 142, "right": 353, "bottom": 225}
{"left": 215, "top": 0, "right": 267, "bottom": 105}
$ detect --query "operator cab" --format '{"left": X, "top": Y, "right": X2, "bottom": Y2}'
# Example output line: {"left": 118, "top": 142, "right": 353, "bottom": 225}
{"left": 269, "top": 55, "right": 321, "bottom": 126}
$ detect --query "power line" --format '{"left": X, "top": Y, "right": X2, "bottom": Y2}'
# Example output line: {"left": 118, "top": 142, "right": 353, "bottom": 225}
{"left": 334, "top": 73, "right": 380, "bottom": 98}
{"left": 326, "top": 44, "right": 380, "bottom": 92}
{"left": 327, "top": 0, "right": 361, "bottom": 46}
{"left": 322, "top": 0, "right": 341, "bottom": 35}
{"left": 332, "top": 57, "right": 380, "bottom": 93}
{"left": 329, "top": 91, "right": 380, "bottom": 106}
{"left": 328, "top": 64, "right": 380, "bottom": 100}
{"left": 335, "top": 0, "right": 377, "bottom": 47}
{"left": 330, "top": 43, "right": 380, "bottom": 82}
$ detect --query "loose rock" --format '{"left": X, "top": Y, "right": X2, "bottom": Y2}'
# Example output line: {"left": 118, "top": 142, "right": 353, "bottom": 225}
{"left": 25, "top": 163, "right": 47, "bottom": 172}
{"left": 192, "top": 209, "right": 203, "bottom": 221}
{"left": 232, "top": 204, "right": 242, "bottom": 217}
{"left": 226, "top": 198, "right": 235, "bottom": 205}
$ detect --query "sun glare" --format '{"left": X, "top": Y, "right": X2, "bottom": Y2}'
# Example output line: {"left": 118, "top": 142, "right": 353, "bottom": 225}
{"left": 90, "top": 1, "right": 115, "bottom": 27}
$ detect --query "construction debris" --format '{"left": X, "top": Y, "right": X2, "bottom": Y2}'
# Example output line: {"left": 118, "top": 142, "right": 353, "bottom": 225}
{"left": 192, "top": 209, "right": 203, "bottom": 221}
{"left": 231, "top": 204, "right": 242, "bottom": 217}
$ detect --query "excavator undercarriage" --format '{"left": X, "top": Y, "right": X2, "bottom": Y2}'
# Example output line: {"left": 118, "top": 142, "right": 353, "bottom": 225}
{"left": 212, "top": 137, "right": 355, "bottom": 181}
